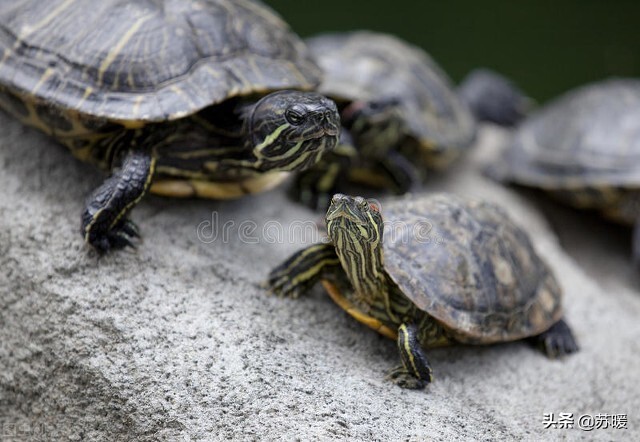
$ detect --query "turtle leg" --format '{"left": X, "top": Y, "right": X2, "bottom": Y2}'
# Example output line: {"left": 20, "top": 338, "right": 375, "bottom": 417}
{"left": 291, "top": 130, "right": 357, "bottom": 211}
{"left": 81, "top": 150, "right": 155, "bottom": 253}
{"left": 529, "top": 318, "right": 579, "bottom": 358}
{"left": 386, "top": 323, "right": 433, "bottom": 389}
{"left": 376, "top": 150, "right": 421, "bottom": 195}
{"left": 266, "top": 243, "right": 341, "bottom": 298}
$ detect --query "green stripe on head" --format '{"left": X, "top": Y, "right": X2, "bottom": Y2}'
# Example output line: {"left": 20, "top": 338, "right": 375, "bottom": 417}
{"left": 248, "top": 90, "right": 340, "bottom": 172}
{"left": 326, "top": 194, "right": 386, "bottom": 306}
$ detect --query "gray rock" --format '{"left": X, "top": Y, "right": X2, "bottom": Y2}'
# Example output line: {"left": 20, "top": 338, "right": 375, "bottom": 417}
{"left": 1, "top": 112, "right": 639, "bottom": 441}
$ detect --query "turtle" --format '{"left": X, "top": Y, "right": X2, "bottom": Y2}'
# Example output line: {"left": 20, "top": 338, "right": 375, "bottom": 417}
{"left": 267, "top": 193, "right": 578, "bottom": 389}
{"left": 0, "top": 0, "right": 339, "bottom": 252}
{"left": 487, "top": 78, "right": 640, "bottom": 263}
{"left": 291, "top": 31, "right": 527, "bottom": 210}
{"left": 457, "top": 68, "right": 532, "bottom": 127}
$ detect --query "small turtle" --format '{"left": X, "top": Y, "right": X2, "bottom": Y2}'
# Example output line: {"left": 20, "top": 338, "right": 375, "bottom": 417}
{"left": 0, "top": 0, "right": 339, "bottom": 252}
{"left": 488, "top": 79, "right": 640, "bottom": 262}
{"left": 292, "top": 31, "right": 526, "bottom": 209}
{"left": 268, "top": 194, "right": 578, "bottom": 389}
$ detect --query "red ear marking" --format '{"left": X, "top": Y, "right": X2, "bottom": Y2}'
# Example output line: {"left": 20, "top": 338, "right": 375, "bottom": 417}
{"left": 368, "top": 201, "right": 380, "bottom": 212}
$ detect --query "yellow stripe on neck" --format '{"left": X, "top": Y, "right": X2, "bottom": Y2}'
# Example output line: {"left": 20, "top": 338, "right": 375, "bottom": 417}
{"left": 254, "top": 124, "right": 288, "bottom": 152}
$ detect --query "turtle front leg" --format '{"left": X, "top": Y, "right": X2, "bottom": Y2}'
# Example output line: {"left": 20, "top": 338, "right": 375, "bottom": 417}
{"left": 386, "top": 323, "right": 433, "bottom": 389}
{"left": 81, "top": 150, "right": 155, "bottom": 253}
{"left": 376, "top": 150, "right": 421, "bottom": 195}
{"left": 291, "top": 130, "right": 357, "bottom": 211}
{"left": 529, "top": 318, "right": 579, "bottom": 358}
{"left": 267, "top": 243, "right": 341, "bottom": 298}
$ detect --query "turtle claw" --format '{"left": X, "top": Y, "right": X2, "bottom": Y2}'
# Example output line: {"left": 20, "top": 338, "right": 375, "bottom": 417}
{"left": 107, "top": 231, "right": 138, "bottom": 250}
{"left": 386, "top": 366, "right": 430, "bottom": 390}
{"left": 531, "top": 319, "right": 579, "bottom": 358}
{"left": 265, "top": 272, "right": 303, "bottom": 299}
{"left": 91, "top": 219, "right": 142, "bottom": 254}
{"left": 80, "top": 149, "right": 153, "bottom": 253}
{"left": 266, "top": 244, "right": 339, "bottom": 299}
{"left": 119, "top": 219, "right": 141, "bottom": 239}
{"left": 266, "top": 259, "right": 302, "bottom": 298}
{"left": 279, "top": 281, "right": 306, "bottom": 299}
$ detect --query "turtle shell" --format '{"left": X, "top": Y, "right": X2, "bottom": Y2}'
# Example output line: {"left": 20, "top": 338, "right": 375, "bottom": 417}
{"left": 494, "top": 79, "right": 640, "bottom": 189}
{"left": 0, "top": 0, "right": 320, "bottom": 122}
{"left": 307, "top": 31, "right": 476, "bottom": 156}
{"left": 381, "top": 194, "right": 562, "bottom": 343}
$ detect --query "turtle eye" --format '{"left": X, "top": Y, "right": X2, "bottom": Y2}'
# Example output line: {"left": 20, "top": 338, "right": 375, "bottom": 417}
{"left": 367, "top": 101, "right": 384, "bottom": 111}
{"left": 356, "top": 198, "right": 368, "bottom": 209}
{"left": 285, "top": 107, "right": 306, "bottom": 125}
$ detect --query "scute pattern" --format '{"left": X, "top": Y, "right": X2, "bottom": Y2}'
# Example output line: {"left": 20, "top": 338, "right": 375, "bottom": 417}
{"left": 382, "top": 194, "right": 562, "bottom": 342}
{"left": 0, "top": 0, "right": 320, "bottom": 121}
{"left": 307, "top": 31, "right": 476, "bottom": 152}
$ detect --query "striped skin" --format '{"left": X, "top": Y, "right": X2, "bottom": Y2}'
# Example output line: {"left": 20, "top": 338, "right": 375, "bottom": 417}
{"left": 150, "top": 90, "right": 339, "bottom": 198}
{"left": 326, "top": 195, "right": 387, "bottom": 306}
{"left": 81, "top": 150, "right": 154, "bottom": 252}
{"left": 0, "top": 0, "right": 321, "bottom": 122}
{"left": 395, "top": 324, "right": 433, "bottom": 386}
{"left": 0, "top": 87, "right": 339, "bottom": 251}
{"left": 0, "top": 86, "right": 339, "bottom": 199}
{"left": 91, "top": 91, "right": 336, "bottom": 250}
{"left": 268, "top": 244, "right": 341, "bottom": 299}
{"left": 492, "top": 79, "right": 640, "bottom": 225}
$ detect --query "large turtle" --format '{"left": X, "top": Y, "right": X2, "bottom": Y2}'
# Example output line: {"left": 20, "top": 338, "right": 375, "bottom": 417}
{"left": 268, "top": 194, "right": 578, "bottom": 389}
{"left": 0, "top": 0, "right": 339, "bottom": 252}
{"left": 292, "top": 31, "right": 526, "bottom": 210}
{"left": 488, "top": 79, "right": 640, "bottom": 262}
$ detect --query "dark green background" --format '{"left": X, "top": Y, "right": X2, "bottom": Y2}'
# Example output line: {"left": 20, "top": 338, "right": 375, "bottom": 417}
{"left": 268, "top": 0, "right": 639, "bottom": 102}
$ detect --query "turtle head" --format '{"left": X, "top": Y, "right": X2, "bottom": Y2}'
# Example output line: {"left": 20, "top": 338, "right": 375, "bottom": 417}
{"left": 249, "top": 90, "right": 340, "bottom": 172}
{"left": 326, "top": 194, "right": 386, "bottom": 305}
{"left": 326, "top": 194, "right": 384, "bottom": 236}
{"left": 458, "top": 68, "right": 531, "bottom": 127}
{"left": 341, "top": 97, "right": 406, "bottom": 157}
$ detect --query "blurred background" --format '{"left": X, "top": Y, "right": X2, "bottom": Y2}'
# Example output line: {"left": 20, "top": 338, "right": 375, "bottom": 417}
{"left": 268, "top": 0, "right": 639, "bottom": 102}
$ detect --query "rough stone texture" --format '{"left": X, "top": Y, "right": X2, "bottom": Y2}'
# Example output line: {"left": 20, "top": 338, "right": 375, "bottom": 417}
{"left": 0, "top": 110, "right": 639, "bottom": 441}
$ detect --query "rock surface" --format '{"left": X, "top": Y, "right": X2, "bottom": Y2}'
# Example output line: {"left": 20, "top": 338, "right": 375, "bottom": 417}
{"left": 1, "top": 111, "right": 639, "bottom": 441}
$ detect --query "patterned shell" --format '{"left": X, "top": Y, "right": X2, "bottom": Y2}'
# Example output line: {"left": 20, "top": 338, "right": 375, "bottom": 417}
{"left": 306, "top": 31, "right": 476, "bottom": 153}
{"left": 494, "top": 79, "right": 640, "bottom": 188}
{"left": 382, "top": 194, "right": 562, "bottom": 342}
{"left": 0, "top": 0, "right": 320, "bottom": 122}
